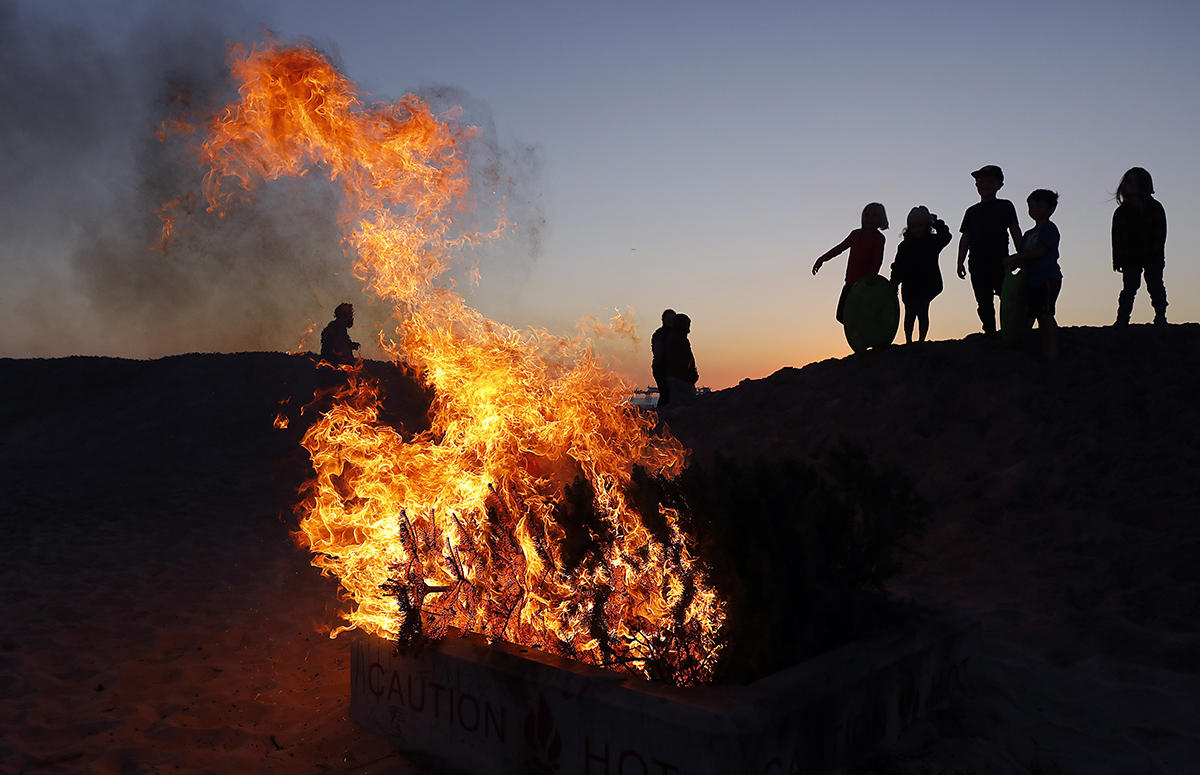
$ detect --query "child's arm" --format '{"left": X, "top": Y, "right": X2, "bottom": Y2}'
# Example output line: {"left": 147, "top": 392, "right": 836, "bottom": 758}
{"left": 812, "top": 233, "right": 853, "bottom": 275}
{"left": 1111, "top": 207, "right": 1126, "bottom": 271}
{"left": 932, "top": 219, "right": 952, "bottom": 251}
{"left": 1008, "top": 223, "right": 1024, "bottom": 252}
{"left": 888, "top": 244, "right": 903, "bottom": 286}
{"left": 956, "top": 232, "right": 969, "bottom": 278}
{"left": 868, "top": 234, "right": 885, "bottom": 276}
{"left": 1007, "top": 201, "right": 1023, "bottom": 252}
{"left": 1152, "top": 200, "right": 1167, "bottom": 255}
{"left": 1005, "top": 240, "right": 1047, "bottom": 269}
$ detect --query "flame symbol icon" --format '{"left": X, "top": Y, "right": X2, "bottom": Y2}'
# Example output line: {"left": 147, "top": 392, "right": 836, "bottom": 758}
{"left": 523, "top": 695, "right": 562, "bottom": 774}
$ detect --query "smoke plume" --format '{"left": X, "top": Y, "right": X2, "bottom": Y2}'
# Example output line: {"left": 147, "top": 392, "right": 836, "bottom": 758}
{"left": 0, "top": 1, "right": 544, "bottom": 360}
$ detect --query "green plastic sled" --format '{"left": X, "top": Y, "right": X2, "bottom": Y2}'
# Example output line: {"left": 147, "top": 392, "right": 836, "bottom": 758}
{"left": 999, "top": 270, "right": 1031, "bottom": 346}
{"left": 843, "top": 275, "right": 899, "bottom": 353}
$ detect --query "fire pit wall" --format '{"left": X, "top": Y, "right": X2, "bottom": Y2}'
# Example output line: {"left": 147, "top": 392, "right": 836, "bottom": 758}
{"left": 351, "top": 613, "right": 973, "bottom": 775}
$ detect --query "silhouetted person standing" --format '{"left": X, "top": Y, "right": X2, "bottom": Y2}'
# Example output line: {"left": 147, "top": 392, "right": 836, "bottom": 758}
{"left": 957, "top": 165, "right": 1022, "bottom": 335}
{"left": 320, "top": 302, "right": 360, "bottom": 365}
{"left": 650, "top": 309, "right": 677, "bottom": 407}
{"left": 890, "top": 206, "right": 951, "bottom": 343}
{"left": 1005, "top": 190, "right": 1062, "bottom": 362}
{"left": 661, "top": 313, "right": 698, "bottom": 407}
{"left": 812, "top": 202, "right": 889, "bottom": 323}
{"left": 1112, "top": 167, "right": 1168, "bottom": 326}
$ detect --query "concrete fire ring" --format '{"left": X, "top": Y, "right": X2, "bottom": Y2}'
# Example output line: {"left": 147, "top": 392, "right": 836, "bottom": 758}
{"left": 350, "top": 612, "right": 975, "bottom": 774}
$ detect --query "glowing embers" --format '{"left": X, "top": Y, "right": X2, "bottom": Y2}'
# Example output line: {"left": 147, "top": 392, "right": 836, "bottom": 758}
{"left": 182, "top": 40, "right": 724, "bottom": 684}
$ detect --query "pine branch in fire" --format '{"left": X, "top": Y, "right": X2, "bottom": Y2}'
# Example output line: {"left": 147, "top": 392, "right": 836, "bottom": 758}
{"left": 161, "top": 39, "right": 725, "bottom": 685}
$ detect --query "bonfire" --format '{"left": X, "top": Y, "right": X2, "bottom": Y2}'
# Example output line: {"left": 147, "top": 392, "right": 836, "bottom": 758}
{"left": 162, "top": 40, "right": 725, "bottom": 685}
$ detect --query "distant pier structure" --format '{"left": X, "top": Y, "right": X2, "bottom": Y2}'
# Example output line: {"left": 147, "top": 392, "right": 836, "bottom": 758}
{"left": 629, "top": 386, "right": 710, "bottom": 409}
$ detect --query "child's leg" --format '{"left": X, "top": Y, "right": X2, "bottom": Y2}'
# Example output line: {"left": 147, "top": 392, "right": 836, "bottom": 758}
{"left": 903, "top": 304, "right": 915, "bottom": 343}
{"left": 1038, "top": 279, "right": 1062, "bottom": 360}
{"left": 916, "top": 299, "right": 930, "bottom": 341}
{"left": 1037, "top": 314, "right": 1059, "bottom": 361}
{"left": 970, "top": 271, "right": 996, "bottom": 333}
{"left": 1144, "top": 264, "right": 1167, "bottom": 323}
{"left": 969, "top": 258, "right": 1002, "bottom": 334}
{"left": 1116, "top": 266, "right": 1141, "bottom": 325}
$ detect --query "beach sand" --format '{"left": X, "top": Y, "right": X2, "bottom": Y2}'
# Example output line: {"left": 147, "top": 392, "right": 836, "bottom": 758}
{"left": 3, "top": 325, "right": 1198, "bottom": 773}
{"left": 0, "top": 354, "right": 442, "bottom": 774}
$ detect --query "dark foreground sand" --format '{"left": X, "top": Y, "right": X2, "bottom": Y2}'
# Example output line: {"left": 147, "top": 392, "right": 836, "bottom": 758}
{"left": 2, "top": 325, "right": 1198, "bottom": 773}
{"left": 0, "top": 355, "right": 433, "bottom": 774}
{"left": 669, "top": 324, "right": 1200, "bottom": 774}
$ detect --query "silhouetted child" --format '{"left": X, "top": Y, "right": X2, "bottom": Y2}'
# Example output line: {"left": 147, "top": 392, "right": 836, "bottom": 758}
{"left": 889, "top": 206, "right": 951, "bottom": 343}
{"left": 650, "top": 309, "right": 677, "bottom": 407}
{"left": 1112, "top": 167, "right": 1168, "bottom": 326}
{"left": 320, "top": 302, "right": 360, "bottom": 365}
{"left": 812, "top": 202, "right": 889, "bottom": 322}
{"left": 957, "top": 165, "right": 1022, "bottom": 335}
{"left": 1005, "top": 190, "right": 1062, "bottom": 361}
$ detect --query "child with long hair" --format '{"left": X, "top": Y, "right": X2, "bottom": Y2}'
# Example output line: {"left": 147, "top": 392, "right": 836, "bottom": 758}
{"left": 1112, "top": 167, "right": 1168, "bottom": 325}
{"left": 812, "top": 202, "right": 889, "bottom": 323}
{"left": 889, "top": 206, "right": 951, "bottom": 343}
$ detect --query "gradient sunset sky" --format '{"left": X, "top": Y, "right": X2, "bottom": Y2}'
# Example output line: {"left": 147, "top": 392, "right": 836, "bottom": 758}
{"left": 3, "top": 0, "right": 1198, "bottom": 388}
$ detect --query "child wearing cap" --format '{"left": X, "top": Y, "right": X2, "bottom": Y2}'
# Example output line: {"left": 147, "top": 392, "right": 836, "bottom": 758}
{"left": 1006, "top": 189, "right": 1062, "bottom": 361}
{"left": 812, "top": 202, "right": 889, "bottom": 323}
{"left": 956, "top": 165, "right": 1023, "bottom": 335}
{"left": 889, "top": 206, "right": 951, "bottom": 343}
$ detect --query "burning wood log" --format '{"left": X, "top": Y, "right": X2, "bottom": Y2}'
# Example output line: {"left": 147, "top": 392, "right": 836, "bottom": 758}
{"left": 164, "top": 40, "right": 726, "bottom": 685}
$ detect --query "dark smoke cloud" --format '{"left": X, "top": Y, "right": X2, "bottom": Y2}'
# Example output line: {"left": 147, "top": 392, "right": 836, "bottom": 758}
{"left": 0, "top": 0, "right": 353, "bottom": 358}
{"left": 0, "top": 1, "right": 135, "bottom": 355}
{"left": 0, "top": 1, "right": 543, "bottom": 359}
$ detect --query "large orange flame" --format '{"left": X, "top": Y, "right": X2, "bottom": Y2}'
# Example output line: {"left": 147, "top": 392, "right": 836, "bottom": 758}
{"left": 188, "top": 41, "right": 723, "bottom": 683}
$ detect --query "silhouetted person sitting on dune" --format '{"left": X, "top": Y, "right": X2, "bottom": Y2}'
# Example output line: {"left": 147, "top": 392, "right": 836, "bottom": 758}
{"left": 1112, "top": 167, "right": 1168, "bottom": 326}
{"left": 320, "top": 303, "right": 360, "bottom": 365}
{"left": 651, "top": 309, "right": 677, "bottom": 407}
{"left": 659, "top": 313, "right": 699, "bottom": 408}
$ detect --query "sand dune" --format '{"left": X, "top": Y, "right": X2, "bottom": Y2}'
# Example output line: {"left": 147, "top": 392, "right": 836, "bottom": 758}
{"left": 669, "top": 324, "right": 1200, "bottom": 774}
{"left": 2, "top": 326, "right": 1198, "bottom": 773}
